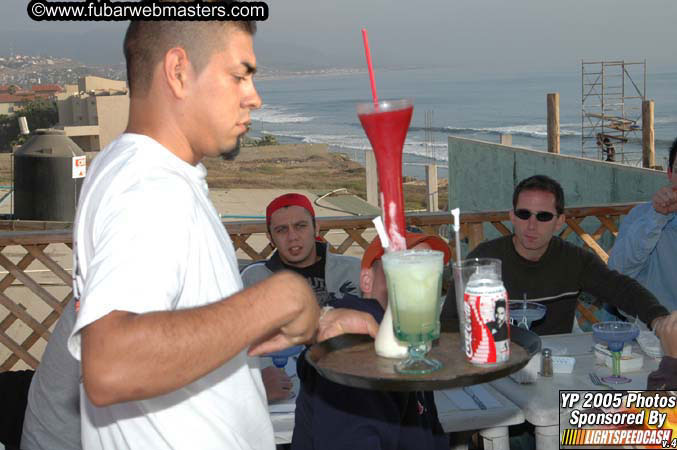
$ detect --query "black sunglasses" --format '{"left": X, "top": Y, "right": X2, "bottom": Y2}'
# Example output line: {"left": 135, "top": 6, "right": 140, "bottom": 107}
{"left": 513, "top": 209, "right": 556, "bottom": 222}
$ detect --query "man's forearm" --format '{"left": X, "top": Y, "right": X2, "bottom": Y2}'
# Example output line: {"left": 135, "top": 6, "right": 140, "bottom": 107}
{"left": 82, "top": 271, "right": 308, "bottom": 406}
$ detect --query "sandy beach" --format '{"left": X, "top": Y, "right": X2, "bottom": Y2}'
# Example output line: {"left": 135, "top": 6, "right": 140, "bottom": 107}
{"left": 0, "top": 142, "right": 448, "bottom": 213}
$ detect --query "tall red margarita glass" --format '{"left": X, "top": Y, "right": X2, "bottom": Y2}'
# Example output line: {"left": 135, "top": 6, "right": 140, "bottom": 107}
{"left": 357, "top": 99, "right": 413, "bottom": 251}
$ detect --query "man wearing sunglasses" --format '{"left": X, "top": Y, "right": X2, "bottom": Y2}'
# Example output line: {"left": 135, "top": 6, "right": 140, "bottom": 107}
{"left": 443, "top": 175, "right": 669, "bottom": 336}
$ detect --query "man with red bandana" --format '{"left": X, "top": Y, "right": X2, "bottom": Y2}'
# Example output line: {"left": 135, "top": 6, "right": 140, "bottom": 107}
{"left": 241, "top": 193, "right": 361, "bottom": 305}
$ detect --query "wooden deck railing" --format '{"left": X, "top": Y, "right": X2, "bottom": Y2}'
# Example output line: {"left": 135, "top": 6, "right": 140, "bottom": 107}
{"left": 0, "top": 203, "right": 639, "bottom": 371}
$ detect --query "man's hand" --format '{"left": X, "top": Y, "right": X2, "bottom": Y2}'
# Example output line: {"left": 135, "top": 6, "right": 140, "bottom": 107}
{"left": 316, "top": 308, "right": 379, "bottom": 343}
{"left": 652, "top": 185, "right": 677, "bottom": 215}
{"left": 249, "top": 272, "right": 319, "bottom": 356}
{"left": 654, "top": 312, "right": 677, "bottom": 358}
{"left": 249, "top": 306, "right": 379, "bottom": 356}
{"left": 261, "top": 366, "right": 293, "bottom": 402}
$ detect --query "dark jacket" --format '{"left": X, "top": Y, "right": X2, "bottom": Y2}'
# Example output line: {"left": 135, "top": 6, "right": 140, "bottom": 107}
{"left": 292, "top": 293, "right": 448, "bottom": 450}
{"left": 444, "top": 235, "right": 669, "bottom": 335}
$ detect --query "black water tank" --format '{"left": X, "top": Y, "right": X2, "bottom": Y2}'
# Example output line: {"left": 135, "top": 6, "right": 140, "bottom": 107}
{"left": 14, "top": 129, "right": 85, "bottom": 221}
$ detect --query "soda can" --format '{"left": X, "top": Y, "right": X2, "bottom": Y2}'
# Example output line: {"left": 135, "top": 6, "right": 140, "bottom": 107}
{"left": 463, "top": 279, "right": 510, "bottom": 365}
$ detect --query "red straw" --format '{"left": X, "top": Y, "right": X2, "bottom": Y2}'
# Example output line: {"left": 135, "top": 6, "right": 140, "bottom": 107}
{"left": 361, "top": 28, "right": 378, "bottom": 106}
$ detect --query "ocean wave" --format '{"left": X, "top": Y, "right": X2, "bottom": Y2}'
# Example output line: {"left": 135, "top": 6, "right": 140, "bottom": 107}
{"left": 439, "top": 123, "right": 580, "bottom": 139}
{"left": 263, "top": 131, "right": 450, "bottom": 162}
{"left": 251, "top": 105, "right": 314, "bottom": 124}
{"left": 408, "top": 122, "right": 580, "bottom": 139}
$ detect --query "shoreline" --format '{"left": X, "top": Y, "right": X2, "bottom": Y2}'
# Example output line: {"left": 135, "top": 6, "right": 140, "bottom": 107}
{"left": 248, "top": 131, "right": 449, "bottom": 182}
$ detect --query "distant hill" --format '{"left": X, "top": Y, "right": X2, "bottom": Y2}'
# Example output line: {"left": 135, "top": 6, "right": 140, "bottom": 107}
{"left": 0, "top": 28, "right": 348, "bottom": 72}
{"left": 0, "top": 28, "right": 126, "bottom": 65}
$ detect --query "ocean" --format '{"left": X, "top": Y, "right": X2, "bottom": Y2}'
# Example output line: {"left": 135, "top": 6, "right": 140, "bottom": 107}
{"left": 250, "top": 67, "right": 677, "bottom": 179}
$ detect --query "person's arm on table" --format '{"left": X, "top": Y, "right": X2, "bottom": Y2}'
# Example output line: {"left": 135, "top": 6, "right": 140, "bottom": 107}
{"left": 580, "top": 250, "right": 669, "bottom": 328}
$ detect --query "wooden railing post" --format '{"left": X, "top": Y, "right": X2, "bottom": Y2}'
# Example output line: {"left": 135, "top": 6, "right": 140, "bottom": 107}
{"left": 642, "top": 100, "right": 655, "bottom": 169}
{"left": 547, "top": 93, "right": 560, "bottom": 154}
{"left": 499, "top": 134, "right": 512, "bottom": 146}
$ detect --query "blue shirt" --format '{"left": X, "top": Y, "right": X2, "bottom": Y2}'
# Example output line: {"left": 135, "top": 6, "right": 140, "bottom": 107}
{"left": 609, "top": 202, "right": 677, "bottom": 311}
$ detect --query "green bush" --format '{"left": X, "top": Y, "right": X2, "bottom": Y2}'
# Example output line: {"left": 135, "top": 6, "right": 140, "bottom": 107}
{"left": 0, "top": 99, "right": 59, "bottom": 151}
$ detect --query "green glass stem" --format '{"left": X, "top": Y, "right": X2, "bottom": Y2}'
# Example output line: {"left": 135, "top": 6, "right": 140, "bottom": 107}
{"left": 612, "top": 351, "right": 621, "bottom": 377}
{"left": 408, "top": 342, "right": 429, "bottom": 360}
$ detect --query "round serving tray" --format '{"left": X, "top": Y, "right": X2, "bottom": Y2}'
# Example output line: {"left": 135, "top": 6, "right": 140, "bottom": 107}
{"left": 305, "top": 326, "right": 541, "bottom": 391}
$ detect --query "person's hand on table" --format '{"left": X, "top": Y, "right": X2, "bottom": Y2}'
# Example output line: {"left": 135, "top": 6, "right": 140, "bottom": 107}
{"left": 261, "top": 366, "right": 293, "bottom": 402}
{"left": 653, "top": 312, "right": 677, "bottom": 358}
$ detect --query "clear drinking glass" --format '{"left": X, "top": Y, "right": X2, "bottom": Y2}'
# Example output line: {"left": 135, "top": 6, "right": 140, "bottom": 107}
{"left": 452, "top": 258, "right": 503, "bottom": 354}
{"left": 382, "top": 249, "right": 445, "bottom": 374}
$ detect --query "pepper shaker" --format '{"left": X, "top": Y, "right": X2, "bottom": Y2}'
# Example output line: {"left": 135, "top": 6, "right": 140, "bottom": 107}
{"left": 540, "top": 348, "right": 553, "bottom": 377}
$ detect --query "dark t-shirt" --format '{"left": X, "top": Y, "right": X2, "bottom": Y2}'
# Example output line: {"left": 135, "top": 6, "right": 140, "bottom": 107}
{"left": 443, "top": 235, "right": 668, "bottom": 335}
{"left": 265, "top": 242, "right": 331, "bottom": 306}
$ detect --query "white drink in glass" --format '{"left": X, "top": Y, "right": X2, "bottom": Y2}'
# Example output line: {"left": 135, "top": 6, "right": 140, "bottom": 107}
{"left": 382, "top": 250, "right": 444, "bottom": 344}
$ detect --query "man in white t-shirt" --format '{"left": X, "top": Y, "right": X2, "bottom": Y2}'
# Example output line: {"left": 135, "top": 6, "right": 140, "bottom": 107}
{"left": 67, "top": 11, "right": 377, "bottom": 450}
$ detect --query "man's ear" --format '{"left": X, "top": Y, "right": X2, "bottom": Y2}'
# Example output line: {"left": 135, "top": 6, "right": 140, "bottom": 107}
{"left": 163, "top": 47, "right": 191, "bottom": 99}
{"left": 266, "top": 232, "right": 275, "bottom": 249}
{"left": 555, "top": 213, "right": 566, "bottom": 232}
{"left": 360, "top": 268, "right": 373, "bottom": 296}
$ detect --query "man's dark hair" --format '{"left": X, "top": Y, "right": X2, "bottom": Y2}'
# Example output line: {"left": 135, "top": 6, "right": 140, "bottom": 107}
{"left": 669, "top": 137, "right": 677, "bottom": 173}
{"left": 123, "top": 1, "right": 256, "bottom": 97}
{"left": 513, "top": 175, "right": 565, "bottom": 215}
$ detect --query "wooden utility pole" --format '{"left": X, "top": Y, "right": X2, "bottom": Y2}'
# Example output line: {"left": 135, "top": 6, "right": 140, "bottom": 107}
{"left": 547, "top": 93, "right": 560, "bottom": 154}
{"left": 642, "top": 100, "right": 655, "bottom": 169}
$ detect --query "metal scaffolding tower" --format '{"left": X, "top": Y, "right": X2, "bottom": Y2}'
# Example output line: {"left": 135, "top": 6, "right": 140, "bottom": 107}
{"left": 581, "top": 60, "right": 646, "bottom": 165}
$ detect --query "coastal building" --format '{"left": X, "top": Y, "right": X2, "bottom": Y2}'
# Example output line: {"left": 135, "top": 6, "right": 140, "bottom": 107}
{"left": 56, "top": 76, "right": 129, "bottom": 151}
{"left": 0, "top": 83, "right": 64, "bottom": 115}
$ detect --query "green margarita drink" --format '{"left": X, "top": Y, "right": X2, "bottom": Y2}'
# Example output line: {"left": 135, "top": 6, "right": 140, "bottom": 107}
{"left": 381, "top": 249, "right": 444, "bottom": 374}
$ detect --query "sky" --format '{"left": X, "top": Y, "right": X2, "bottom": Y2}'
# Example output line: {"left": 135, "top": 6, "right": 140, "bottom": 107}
{"left": 1, "top": 0, "right": 676, "bottom": 75}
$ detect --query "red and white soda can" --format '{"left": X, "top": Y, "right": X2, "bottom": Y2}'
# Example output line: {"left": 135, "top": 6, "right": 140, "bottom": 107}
{"left": 463, "top": 279, "right": 510, "bottom": 365}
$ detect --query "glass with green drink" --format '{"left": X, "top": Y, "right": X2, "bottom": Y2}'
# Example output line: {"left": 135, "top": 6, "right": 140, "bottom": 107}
{"left": 381, "top": 249, "right": 445, "bottom": 375}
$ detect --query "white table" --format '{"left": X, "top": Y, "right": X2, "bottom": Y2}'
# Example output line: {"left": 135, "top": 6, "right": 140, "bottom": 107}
{"left": 489, "top": 332, "right": 660, "bottom": 450}
{"left": 270, "top": 382, "right": 524, "bottom": 449}
{"left": 436, "top": 383, "right": 525, "bottom": 450}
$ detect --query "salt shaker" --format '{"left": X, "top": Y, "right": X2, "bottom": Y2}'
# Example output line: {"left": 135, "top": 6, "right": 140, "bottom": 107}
{"left": 540, "top": 348, "right": 553, "bottom": 377}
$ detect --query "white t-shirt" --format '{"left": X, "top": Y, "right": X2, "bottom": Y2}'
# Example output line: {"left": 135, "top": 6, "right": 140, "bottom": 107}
{"left": 68, "top": 133, "right": 273, "bottom": 450}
